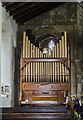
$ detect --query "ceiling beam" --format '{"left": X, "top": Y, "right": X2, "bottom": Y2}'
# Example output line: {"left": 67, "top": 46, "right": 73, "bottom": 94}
{"left": 10, "top": 3, "right": 35, "bottom": 16}
{"left": 3, "top": 2, "right": 64, "bottom": 25}
{"left": 6, "top": 2, "right": 24, "bottom": 11}
{"left": 18, "top": 3, "right": 63, "bottom": 24}
{"left": 16, "top": 3, "right": 54, "bottom": 23}
{"left": 2, "top": 2, "right": 12, "bottom": 7}
{"left": 13, "top": 3, "right": 40, "bottom": 19}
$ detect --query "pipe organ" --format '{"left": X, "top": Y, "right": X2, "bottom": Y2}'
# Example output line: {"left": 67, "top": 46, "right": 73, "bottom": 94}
{"left": 19, "top": 31, "right": 70, "bottom": 105}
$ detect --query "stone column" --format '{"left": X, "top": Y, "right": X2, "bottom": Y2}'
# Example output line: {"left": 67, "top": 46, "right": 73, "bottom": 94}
{"left": 0, "top": 3, "right": 2, "bottom": 120}
{"left": 0, "top": 2, "right": 2, "bottom": 105}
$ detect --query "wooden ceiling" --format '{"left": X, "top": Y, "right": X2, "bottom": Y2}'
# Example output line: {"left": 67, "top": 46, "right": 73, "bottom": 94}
{"left": 3, "top": 2, "right": 63, "bottom": 25}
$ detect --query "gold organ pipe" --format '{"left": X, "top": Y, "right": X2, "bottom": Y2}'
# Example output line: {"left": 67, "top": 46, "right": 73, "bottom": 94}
{"left": 57, "top": 43, "right": 59, "bottom": 58}
{"left": 33, "top": 45, "right": 36, "bottom": 82}
{"left": 28, "top": 40, "right": 30, "bottom": 82}
{"left": 47, "top": 51, "right": 50, "bottom": 82}
{"left": 68, "top": 45, "right": 70, "bottom": 82}
{"left": 64, "top": 31, "right": 67, "bottom": 58}
{"left": 46, "top": 53, "right": 48, "bottom": 82}
{"left": 59, "top": 40, "right": 62, "bottom": 82}
{"left": 23, "top": 32, "right": 26, "bottom": 82}
{"left": 49, "top": 51, "right": 52, "bottom": 82}
{"left": 57, "top": 43, "right": 59, "bottom": 82}
{"left": 38, "top": 48, "right": 40, "bottom": 82}
{"left": 23, "top": 32, "right": 26, "bottom": 58}
{"left": 41, "top": 52, "right": 43, "bottom": 82}
{"left": 36, "top": 47, "right": 38, "bottom": 82}
{"left": 51, "top": 51, "right": 53, "bottom": 82}
{"left": 55, "top": 46, "right": 56, "bottom": 82}
{"left": 26, "top": 36, "right": 28, "bottom": 58}
{"left": 22, "top": 31, "right": 69, "bottom": 84}
{"left": 43, "top": 54, "right": 46, "bottom": 82}
{"left": 62, "top": 64, "right": 64, "bottom": 83}
{"left": 61, "top": 35, "right": 65, "bottom": 82}
{"left": 53, "top": 48, "right": 55, "bottom": 82}
{"left": 64, "top": 31, "right": 67, "bottom": 82}
{"left": 26, "top": 36, "right": 28, "bottom": 82}
{"left": 62, "top": 36, "right": 65, "bottom": 57}
{"left": 30, "top": 43, "right": 33, "bottom": 82}
{"left": 40, "top": 51, "right": 42, "bottom": 82}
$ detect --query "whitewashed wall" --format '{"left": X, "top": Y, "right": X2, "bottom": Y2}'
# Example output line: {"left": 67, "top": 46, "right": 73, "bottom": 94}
{"left": 0, "top": 2, "right": 2, "bottom": 108}
{"left": 0, "top": 6, "right": 18, "bottom": 107}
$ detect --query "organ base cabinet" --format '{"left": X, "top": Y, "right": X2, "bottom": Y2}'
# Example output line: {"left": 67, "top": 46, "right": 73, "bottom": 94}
{"left": 19, "top": 82, "right": 70, "bottom": 105}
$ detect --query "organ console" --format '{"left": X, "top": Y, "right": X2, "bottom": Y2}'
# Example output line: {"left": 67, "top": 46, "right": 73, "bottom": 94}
{"left": 19, "top": 31, "right": 70, "bottom": 105}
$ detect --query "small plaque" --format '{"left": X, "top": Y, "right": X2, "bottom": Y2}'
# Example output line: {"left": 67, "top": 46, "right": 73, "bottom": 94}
{"left": 42, "top": 92, "right": 49, "bottom": 94}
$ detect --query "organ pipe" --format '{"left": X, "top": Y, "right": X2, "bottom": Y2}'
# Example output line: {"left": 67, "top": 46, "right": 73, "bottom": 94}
{"left": 21, "top": 31, "right": 69, "bottom": 83}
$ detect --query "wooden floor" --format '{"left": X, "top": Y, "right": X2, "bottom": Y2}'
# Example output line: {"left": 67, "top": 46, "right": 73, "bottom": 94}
{"left": 0, "top": 104, "right": 72, "bottom": 120}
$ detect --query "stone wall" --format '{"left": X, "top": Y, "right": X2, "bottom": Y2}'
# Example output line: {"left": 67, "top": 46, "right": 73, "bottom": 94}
{"left": 75, "top": 3, "right": 83, "bottom": 96}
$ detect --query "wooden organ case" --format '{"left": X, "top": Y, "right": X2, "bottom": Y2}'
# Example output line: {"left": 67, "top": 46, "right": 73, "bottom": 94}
{"left": 19, "top": 31, "right": 70, "bottom": 105}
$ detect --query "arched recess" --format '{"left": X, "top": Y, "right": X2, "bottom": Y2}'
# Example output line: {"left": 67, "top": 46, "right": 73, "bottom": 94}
{"left": 35, "top": 32, "right": 59, "bottom": 49}
{"left": 1, "top": 7, "right": 18, "bottom": 107}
